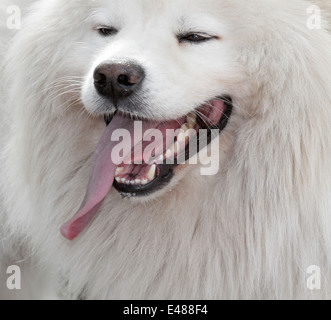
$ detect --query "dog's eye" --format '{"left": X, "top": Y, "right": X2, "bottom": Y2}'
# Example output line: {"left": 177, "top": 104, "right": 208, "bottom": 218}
{"left": 97, "top": 27, "right": 118, "bottom": 37}
{"left": 178, "top": 33, "right": 213, "bottom": 43}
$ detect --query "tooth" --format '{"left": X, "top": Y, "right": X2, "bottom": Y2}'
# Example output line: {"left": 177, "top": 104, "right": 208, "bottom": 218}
{"left": 115, "top": 167, "right": 124, "bottom": 177}
{"left": 158, "top": 155, "right": 164, "bottom": 163}
{"left": 187, "top": 123, "right": 194, "bottom": 129}
{"left": 174, "top": 142, "right": 180, "bottom": 154}
{"left": 142, "top": 179, "right": 148, "bottom": 185}
{"left": 178, "top": 132, "right": 186, "bottom": 142}
{"left": 115, "top": 177, "right": 121, "bottom": 183}
{"left": 121, "top": 178, "right": 126, "bottom": 183}
{"left": 147, "top": 164, "right": 156, "bottom": 181}
{"left": 126, "top": 180, "right": 131, "bottom": 185}
{"left": 130, "top": 180, "right": 136, "bottom": 185}
{"left": 135, "top": 179, "right": 141, "bottom": 185}
{"left": 181, "top": 123, "right": 189, "bottom": 132}
{"left": 187, "top": 113, "right": 196, "bottom": 128}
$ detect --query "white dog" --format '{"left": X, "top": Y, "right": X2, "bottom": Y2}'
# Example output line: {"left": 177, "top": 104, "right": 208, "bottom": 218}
{"left": 0, "top": 0, "right": 331, "bottom": 299}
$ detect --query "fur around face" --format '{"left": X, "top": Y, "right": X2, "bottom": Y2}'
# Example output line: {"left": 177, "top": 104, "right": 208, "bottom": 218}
{"left": 0, "top": 0, "right": 331, "bottom": 299}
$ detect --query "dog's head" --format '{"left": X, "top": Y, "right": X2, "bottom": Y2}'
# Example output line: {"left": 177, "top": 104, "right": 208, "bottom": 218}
{"left": 81, "top": 1, "right": 247, "bottom": 187}
{"left": 7, "top": 0, "right": 329, "bottom": 240}
{"left": 54, "top": 0, "right": 255, "bottom": 239}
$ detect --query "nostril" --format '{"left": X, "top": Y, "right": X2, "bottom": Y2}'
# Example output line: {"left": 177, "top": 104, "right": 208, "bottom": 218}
{"left": 117, "top": 74, "right": 132, "bottom": 87}
{"left": 94, "top": 72, "right": 107, "bottom": 87}
{"left": 118, "top": 74, "right": 140, "bottom": 87}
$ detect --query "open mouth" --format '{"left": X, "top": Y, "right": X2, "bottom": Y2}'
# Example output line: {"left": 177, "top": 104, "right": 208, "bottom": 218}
{"left": 112, "top": 97, "right": 233, "bottom": 196}
{"left": 61, "top": 96, "right": 232, "bottom": 240}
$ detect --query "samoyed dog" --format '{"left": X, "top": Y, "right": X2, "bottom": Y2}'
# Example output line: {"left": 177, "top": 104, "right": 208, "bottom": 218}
{"left": 0, "top": 0, "right": 331, "bottom": 300}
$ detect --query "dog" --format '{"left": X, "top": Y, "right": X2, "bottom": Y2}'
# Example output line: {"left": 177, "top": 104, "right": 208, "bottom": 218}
{"left": 0, "top": 0, "right": 331, "bottom": 299}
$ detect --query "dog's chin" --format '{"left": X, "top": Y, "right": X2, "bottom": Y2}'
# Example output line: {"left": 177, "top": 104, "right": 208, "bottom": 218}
{"left": 106, "top": 96, "right": 233, "bottom": 198}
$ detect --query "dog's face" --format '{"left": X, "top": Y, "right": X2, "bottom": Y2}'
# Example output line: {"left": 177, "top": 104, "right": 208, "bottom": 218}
{"left": 59, "top": 0, "right": 256, "bottom": 239}
{"left": 78, "top": 0, "right": 250, "bottom": 199}
{"left": 58, "top": 0, "right": 255, "bottom": 239}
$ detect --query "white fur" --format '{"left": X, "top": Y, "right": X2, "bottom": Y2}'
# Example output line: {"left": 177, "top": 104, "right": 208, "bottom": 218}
{"left": 1, "top": 0, "right": 331, "bottom": 299}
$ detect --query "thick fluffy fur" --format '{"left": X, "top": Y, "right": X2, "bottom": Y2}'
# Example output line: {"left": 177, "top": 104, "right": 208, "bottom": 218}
{"left": 1, "top": 0, "right": 331, "bottom": 299}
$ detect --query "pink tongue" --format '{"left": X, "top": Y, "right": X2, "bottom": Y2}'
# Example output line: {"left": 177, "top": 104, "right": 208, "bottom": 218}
{"left": 60, "top": 114, "right": 155, "bottom": 240}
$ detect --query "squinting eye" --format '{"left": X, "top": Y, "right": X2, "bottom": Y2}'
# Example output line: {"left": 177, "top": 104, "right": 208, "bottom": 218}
{"left": 97, "top": 27, "right": 118, "bottom": 37}
{"left": 178, "top": 33, "right": 213, "bottom": 43}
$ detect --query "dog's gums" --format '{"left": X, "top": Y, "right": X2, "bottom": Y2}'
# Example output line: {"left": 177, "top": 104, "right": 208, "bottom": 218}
{"left": 60, "top": 97, "right": 232, "bottom": 240}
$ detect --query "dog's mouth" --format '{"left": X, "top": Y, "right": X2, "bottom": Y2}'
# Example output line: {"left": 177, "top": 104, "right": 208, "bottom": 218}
{"left": 61, "top": 97, "right": 232, "bottom": 240}
{"left": 112, "top": 97, "right": 232, "bottom": 196}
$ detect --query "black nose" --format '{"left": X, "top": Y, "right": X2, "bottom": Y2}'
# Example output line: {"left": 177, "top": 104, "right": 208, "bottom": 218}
{"left": 93, "top": 61, "right": 145, "bottom": 105}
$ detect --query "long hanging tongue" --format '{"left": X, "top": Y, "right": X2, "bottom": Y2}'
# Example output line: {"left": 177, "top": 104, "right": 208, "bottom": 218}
{"left": 60, "top": 113, "right": 155, "bottom": 240}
